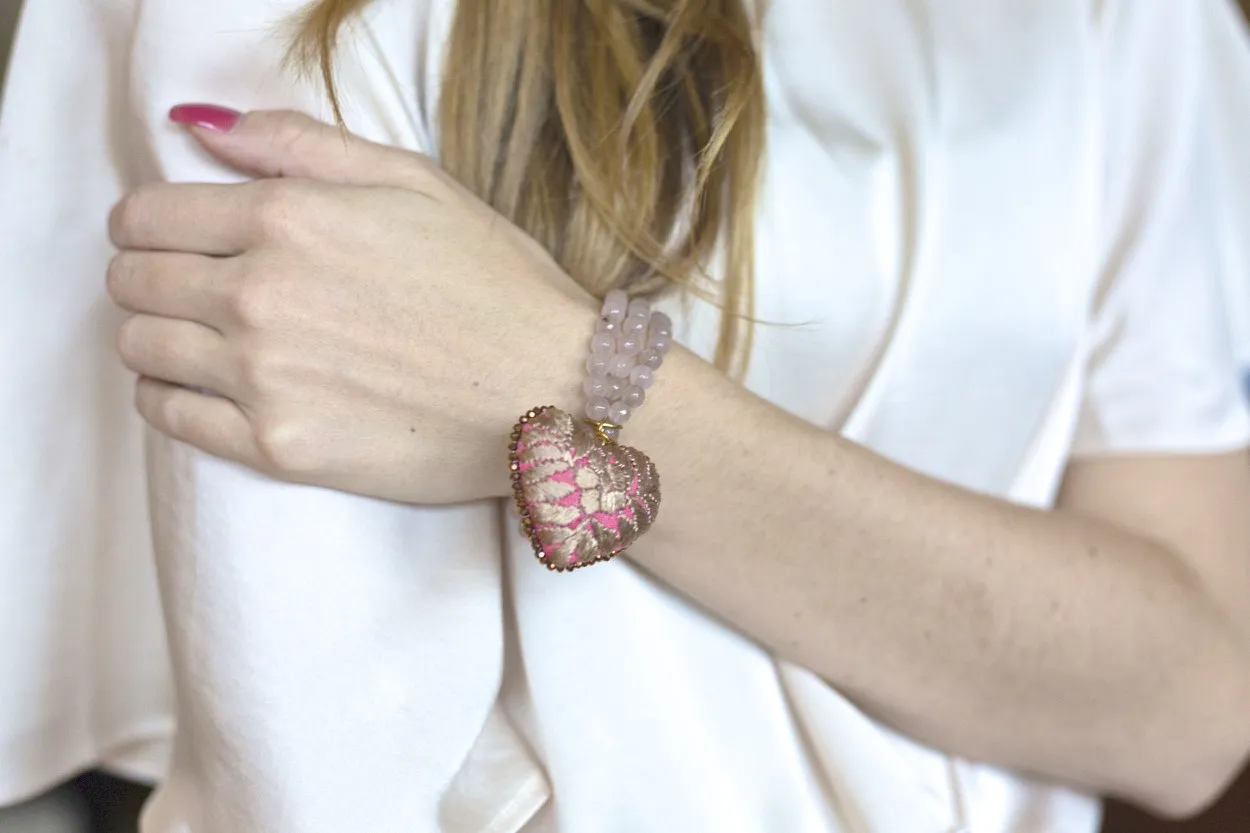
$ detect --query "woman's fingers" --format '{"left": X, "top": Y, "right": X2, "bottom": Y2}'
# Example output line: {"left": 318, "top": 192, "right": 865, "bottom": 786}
{"left": 134, "top": 377, "right": 258, "bottom": 467}
{"left": 107, "top": 250, "right": 240, "bottom": 329}
{"left": 109, "top": 182, "right": 266, "bottom": 255}
{"left": 109, "top": 176, "right": 354, "bottom": 257}
{"left": 110, "top": 109, "right": 447, "bottom": 255}
{"left": 173, "top": 107, "right": 443, "bottom": 193}
{"left": 117, "top": 314, "right": 237, "bottom": 396}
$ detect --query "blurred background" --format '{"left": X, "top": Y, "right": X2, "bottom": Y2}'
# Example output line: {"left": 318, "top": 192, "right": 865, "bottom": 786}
{"left": 0, "top": 0, "right": 13, "bottom": 66}
{"left": 1, "top": 1, "right": 1248, "bottom": 831}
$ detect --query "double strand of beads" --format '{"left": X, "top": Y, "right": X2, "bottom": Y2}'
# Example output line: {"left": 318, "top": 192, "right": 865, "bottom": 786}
{"left": 583, "top": 289, "right": 671, "bottom": 441}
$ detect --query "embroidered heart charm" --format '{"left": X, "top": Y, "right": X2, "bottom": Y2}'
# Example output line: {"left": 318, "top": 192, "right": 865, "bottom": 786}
{"left": 509, "top": 406, "right": 661, "bottom": 571}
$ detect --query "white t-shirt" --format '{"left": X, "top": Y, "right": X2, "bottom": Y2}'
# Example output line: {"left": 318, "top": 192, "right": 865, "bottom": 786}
{"left": 2, "top": 1, "right": 1249, "bottom": 832}
{"left": 1212, "top": 5, "right": 1250, "bottom": 368}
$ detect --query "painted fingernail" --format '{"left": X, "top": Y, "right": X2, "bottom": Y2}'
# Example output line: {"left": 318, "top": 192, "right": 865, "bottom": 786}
{"left": 169, "top": 103, "right": 242, "bottom": 133}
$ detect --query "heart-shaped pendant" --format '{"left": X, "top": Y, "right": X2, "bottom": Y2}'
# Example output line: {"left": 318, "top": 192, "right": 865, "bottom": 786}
{"left": 509, "top": 406, "right": 661, "bottom": 571}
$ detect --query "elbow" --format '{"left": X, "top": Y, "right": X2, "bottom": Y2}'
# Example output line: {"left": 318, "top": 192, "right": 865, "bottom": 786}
{"left": 1126, "top": 645, "right": 1250, "bottom": 819}
{"left": 1139, "top": 754, "right": 1248, "bottom": 821}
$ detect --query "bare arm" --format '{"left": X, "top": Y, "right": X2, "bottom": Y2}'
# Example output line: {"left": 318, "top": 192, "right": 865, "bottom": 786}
{"left": 612, "top": 343, "right": 1250, "bottom": 818}
{"left": 600, "top": 1, "right": 1250, "bottom": 813}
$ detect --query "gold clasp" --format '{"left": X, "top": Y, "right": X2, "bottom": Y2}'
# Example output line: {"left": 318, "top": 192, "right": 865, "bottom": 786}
{"left": 586, "top": 420, "right": 623, "bottom": 445}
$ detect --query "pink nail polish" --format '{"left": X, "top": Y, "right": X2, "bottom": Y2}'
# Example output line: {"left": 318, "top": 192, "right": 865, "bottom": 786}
{"left": 169, "top": 103, "right": 242, "bottom": 133}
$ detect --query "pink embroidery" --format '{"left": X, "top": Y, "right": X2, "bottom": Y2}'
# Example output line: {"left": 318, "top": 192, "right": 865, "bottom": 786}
{"left": 510, "top": 407, "right": 661, "bottom": 571}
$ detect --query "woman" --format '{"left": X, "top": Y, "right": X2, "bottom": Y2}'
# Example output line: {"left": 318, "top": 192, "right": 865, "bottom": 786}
{"left": 2, "top": 1, "right": 1249, "bottom": 832}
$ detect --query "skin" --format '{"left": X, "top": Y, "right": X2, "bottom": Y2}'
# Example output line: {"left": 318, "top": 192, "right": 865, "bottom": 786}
{"left": 108, "top": 109, "right": 1250, "bottom": 818}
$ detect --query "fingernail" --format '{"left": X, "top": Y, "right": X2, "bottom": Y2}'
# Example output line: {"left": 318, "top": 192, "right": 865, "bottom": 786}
{"left": 169, "top": 103, "right": 242, "bottom": 133}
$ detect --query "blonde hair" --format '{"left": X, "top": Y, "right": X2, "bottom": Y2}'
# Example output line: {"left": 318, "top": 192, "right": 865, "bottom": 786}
{"left": 290, "top": 0, "right": 764, "bottom": 374}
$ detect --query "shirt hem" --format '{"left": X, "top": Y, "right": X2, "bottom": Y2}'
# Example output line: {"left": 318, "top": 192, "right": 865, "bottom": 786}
{"left": 0, "top": 719, "right": 173, "bottom": 809}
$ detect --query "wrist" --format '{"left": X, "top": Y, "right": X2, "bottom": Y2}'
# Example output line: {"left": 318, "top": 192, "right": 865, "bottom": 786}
{"left": 500, "top": 291, "right": 689, "bottom": 570}
{"left": 487, "top": 298, "right": 598, "bottom": 500}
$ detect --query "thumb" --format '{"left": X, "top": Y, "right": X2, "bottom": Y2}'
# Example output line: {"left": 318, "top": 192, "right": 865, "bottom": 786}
{"left": 168, "top": 104, "right": 426, "bottom": 189}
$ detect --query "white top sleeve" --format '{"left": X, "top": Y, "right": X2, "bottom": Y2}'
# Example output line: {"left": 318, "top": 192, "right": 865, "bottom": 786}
{"left": 1071, "top": 0, "right": 1250, "bottom": 457}
{"left": 1, "top": 1, "right": 546, "bottom": 829}
{"left": 0, "top": 0, "right": 175, "bottom": 802}
{"left": 1210, "top": 5, "right": 1250, "bottom": 370}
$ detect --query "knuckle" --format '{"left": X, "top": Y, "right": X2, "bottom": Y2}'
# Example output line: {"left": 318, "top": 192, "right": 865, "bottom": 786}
{"left": 228, "top": 274, "right": 284, "bottom": 328}
{"left": 282, "top": 122, "right": 326, "bottom": 163}
{"left": 264, "top": 111, "right": 322, "bottom": 152}
{"left": 252, "top": 180, "right": 305, "bottom": 239}
{"left": 115, "top": 316, "right": 142, "bottom": 363}
{"left": 253, "top": 415, "right": 319, "bottom": 475}
{"left": 158, "top": 393, "right": 187, "bottom": 437}
{"left": 105, "top": 252, "right": 134, "bottom": 302}
{"left": 117, "top": 316, "right": 175, "bottom": 371}
{"left": 109, "top": 191, "right": 146, "bottom": 245}
{"left": 237, "top": 344, "right": 284, "bottom": 393}
{"left": 137, "top": 381, "right": 185, "bottom": 437}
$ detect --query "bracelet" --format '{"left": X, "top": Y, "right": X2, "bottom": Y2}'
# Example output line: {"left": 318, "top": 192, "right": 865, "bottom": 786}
{"left": 509, "top": 290, "right": 670, "bottom": 572}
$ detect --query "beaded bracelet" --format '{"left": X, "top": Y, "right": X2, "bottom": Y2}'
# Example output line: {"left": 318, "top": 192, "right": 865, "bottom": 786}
{"left": 509, "top": 290, "right": 670, "bottom": 572}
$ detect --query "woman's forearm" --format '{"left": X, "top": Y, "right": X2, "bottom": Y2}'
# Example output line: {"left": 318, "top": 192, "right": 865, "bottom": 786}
{"left": 617, "top": 341, "right": 1250, "bottom": 814}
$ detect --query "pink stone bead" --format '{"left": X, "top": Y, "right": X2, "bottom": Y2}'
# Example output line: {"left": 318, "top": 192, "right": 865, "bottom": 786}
{"left": 584, "top": 294, "right": 664, "bottom": 429}
{"left": 608, "top": 401, "right": 631, "bottom": 424}
{"left": 607, "top": 353, "right": 634, "bottom": 378}
{"left": 587, "top": 353, "right": 610, "bottom": 376}
{"left": 623, "top": 313, "right": 649, "bottom": 336}
{"left": 584, "top": 376, "right": 613, "bottom": 399}
{"left": 590, "top": 332, "right": 615, "bottom": 354}
{"left": 629, "top": 365, "right": 654, "bottom": 389}
{"left": 616, "top": 333, "right": 643, "bottom": 356}
{"left": 585, "top": 398, "right": 611, "bottom": 422}
{"left": 602, "top": 289, "right": 629, "bottom": 323}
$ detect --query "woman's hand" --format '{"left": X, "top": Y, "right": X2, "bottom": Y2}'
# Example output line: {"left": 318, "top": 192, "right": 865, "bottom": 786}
{"left": 108, "top": 107, "right": 596, "bottom": 504}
